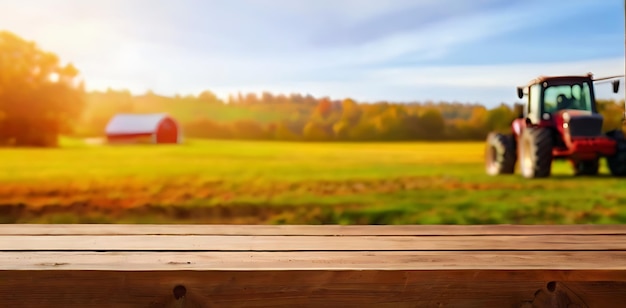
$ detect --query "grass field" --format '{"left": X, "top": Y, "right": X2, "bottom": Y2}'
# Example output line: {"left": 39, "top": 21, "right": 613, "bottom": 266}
{"left": 1, "top": 138, "right": 626, "bottom": 224}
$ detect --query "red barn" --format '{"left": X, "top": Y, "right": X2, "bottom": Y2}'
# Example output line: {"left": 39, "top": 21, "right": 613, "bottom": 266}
{"left": 105, "top": 113, "right": 182, "bottom": 144}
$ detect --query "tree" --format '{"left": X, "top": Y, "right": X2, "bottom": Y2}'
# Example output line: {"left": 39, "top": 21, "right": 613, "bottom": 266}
{"left": 340, "top": 98, "right": 361, "bottom": 125}
{"left": 332, "top": 120, "right": 351, "bottom": 140}
{"left": 302, "top": 121, "right": 331, "bottom": 141}
{"left": 183, "top": 117, "right": 232, "bottom": 139}
{"left": 243, "top": 93, "right": 258, "bottom": 105}
{"left": 230, "top": 120, "right": 265, "bottom": 139}
{"left": 272, "top": 121, "right": 301, "bottom": 141}
{"left": 373, "top": 105, "right": 409, "bottom": 140}
{"left": 417, "top": 109, "right": 445, "bottom": 140}
{"left": 313, "top": 98, "right": 333, "bottom": 119}
{"left": 598, "top": 99, "right": 625, "bottom": 133}
{"left": 348, "top": 119, "right": 377, "bottom": 141}
{"left": 198, "top": 90, "right": 221, "bottom": 104}
{"left": 0, "top": 31, "right": 85, "bottom": 146}
{"left": 485, "top": 104, "right": 515, "bottom": 133}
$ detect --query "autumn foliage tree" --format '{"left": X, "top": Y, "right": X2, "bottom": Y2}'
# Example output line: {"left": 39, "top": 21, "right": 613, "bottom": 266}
{"left": 0, "top": 31, "right": 84, "bottom": 146}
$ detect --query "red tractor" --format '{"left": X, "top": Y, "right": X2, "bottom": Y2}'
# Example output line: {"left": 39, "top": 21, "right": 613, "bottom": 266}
{"left": 485, "top": 73, "right": 625, "bottom": 178}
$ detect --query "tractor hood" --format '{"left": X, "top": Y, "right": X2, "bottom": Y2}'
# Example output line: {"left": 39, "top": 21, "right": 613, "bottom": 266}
{"left": 553, "top": 109, "right": 604, "bottom": 137}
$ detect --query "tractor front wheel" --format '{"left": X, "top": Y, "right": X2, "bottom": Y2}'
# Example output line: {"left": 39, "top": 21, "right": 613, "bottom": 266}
{"left": 485, "top": 132, "right": 516, "bottom": 175}
{"left": 518, "top": 127, "right": 553, "bottom": 178}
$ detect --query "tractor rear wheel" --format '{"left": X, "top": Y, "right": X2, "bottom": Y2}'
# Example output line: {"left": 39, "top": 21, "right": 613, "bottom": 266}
{"left": 485, "top": 132, "right": 516, "bottom": 175}
{"left": 606, "top": 129, "right": 626, "bottom": 177}
{"left": 518, "top": 127, "right": 553, "bottom": 178}
{"left": 573, "top": 159, "right": 599, "bottom": 176}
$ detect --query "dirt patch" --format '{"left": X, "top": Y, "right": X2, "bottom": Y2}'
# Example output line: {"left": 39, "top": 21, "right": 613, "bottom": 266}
{"left": 0, "top": 175, "right": 579, "bottom": 224}
{"left": 0, "top": 202, "right": 364, "bottom": 224}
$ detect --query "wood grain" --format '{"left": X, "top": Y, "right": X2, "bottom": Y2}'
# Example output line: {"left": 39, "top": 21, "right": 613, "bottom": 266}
{"left": 3, "top": 234, "right": 626, "bottom": 251}
{"left": 3, "top": 224, "right": 626, "bottom": 307}
{"left": 1, "top": 271, "right": 625, "bottom": 307}
{"left": 2, "top": 251, "right": 626, "bottom": 271}
{"left": 2, "top": 224, "right": 626, "bottom": 236}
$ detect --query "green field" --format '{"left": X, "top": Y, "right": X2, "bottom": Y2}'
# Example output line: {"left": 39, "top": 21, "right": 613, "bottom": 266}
{"left": 1, "top": 139, "right": 626, "bottom": 224}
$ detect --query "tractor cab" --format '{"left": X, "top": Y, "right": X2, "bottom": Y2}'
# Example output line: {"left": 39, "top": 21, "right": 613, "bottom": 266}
{"left": 514, "top": 74, "right": 621, "bottom": 143}
{"left": 486, "top": 73, "right": 625, "bottom": 179}
{"left": 515, "top": 74, "right": 601, "bottom": 125}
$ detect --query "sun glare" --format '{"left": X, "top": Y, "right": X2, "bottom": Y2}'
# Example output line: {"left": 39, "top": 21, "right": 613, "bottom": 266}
{"left": 48, "top": 72, "right": 60, "bottom": 83}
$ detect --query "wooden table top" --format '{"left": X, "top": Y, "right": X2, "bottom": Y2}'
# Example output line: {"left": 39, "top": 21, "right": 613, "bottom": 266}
{"left": 2, "top": 224, "right": 626, "bottom": 307}
{"left": 3, "top": 224, "right": 626, "bottom": 272}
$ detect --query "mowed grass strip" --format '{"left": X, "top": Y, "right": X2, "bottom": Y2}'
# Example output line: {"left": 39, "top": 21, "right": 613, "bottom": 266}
{"left": 1, "top": 138, "right": 626, "bottom": 224}
{"left": 0, "top": 139, "right": 482, "bottom": 181}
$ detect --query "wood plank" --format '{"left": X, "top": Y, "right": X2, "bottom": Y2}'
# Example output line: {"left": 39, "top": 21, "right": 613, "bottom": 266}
{"left": 1, "top": 271, "right": 625, "bottom": 307}
{"left": 2, "top": 224, "right": 626, "bottom": 236}
{"left": 3, "top": 224, "right": 626, "bottom": 306}
{"left": 3, "top": 234, "right": 626, "bottom": 251}
{"left": 3, "top": 251, "right": 626, "bottom": 271}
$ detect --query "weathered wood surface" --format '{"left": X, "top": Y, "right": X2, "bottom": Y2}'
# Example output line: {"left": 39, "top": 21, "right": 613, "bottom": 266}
{"left": 2, "top": 223, "right": 626, "bottom": 235}
{"left": 1, "top": 224, "right": 626, "bottom": 307}
{"left": 3, "top": 251, "right": 626, "bottom": 271}
{"left": 4, "top": 234, "right": 626, "bottom": 251}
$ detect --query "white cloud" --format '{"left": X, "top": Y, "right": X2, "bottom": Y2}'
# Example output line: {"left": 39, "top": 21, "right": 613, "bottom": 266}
{"left": 370, "top": 57, "right": 625, "bottom": 88}
{"left": 0, "top": 0, "right": 621, "bottom": 106}
{"left": 247, "top": 0, "right": 435, "bottom": 24}
{"left": 204, "top": 57, "right": 625, "bottom": 106}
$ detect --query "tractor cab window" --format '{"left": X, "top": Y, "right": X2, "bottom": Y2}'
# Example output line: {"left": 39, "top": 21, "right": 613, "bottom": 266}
{"left": 543, "top": 82, "right": 593, "bottom": 113}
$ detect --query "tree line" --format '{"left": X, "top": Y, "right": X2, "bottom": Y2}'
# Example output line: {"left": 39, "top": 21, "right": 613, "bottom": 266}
{"left": 78, "top": 89, "right": 625, "bottom": 142}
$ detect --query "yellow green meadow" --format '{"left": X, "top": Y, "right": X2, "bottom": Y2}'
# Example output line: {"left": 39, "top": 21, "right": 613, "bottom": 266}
{"left": 1, "top": 138, "right": 625, "bottom": 224}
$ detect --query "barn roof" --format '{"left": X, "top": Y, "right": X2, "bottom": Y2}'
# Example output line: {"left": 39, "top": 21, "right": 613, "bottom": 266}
{"left": 105, "top": 113, "right": 173, "bottom": 135}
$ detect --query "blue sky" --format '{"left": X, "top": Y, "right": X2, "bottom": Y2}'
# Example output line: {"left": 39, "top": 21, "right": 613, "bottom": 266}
{"left": 0, "top": 0, "right": 624, "bottom": 106}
